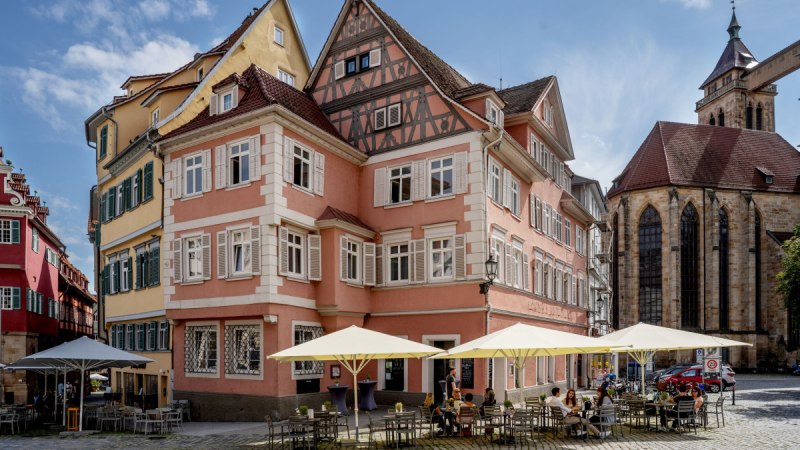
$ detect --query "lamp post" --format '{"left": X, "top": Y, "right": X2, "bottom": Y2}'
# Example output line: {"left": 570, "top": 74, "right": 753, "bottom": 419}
{"left": 480, "top": 255, "right": 498, "bottom": 388}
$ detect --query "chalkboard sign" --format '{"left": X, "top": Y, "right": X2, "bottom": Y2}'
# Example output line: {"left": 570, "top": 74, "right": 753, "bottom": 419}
{"left": 460, "top": 358, "right": 474, "bottom": 389}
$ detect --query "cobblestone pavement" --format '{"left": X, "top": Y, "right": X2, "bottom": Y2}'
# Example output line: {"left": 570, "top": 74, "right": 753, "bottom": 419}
{"left": 1, "top": 374, "right": 798, "bottom": 449}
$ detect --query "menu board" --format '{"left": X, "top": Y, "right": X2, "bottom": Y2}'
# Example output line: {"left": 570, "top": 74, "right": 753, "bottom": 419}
{"left": 460, "top": 358, "right": 474, "bottom": 389}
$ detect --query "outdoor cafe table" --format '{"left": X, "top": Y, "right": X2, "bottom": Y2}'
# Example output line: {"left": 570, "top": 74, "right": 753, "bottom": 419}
{"left": 487, "top": 408, "right": 515, "bottom": 445}
{"left": 278, "top": 416, "right": 322, "bottom": 449}
{"left": 327, "top": 384, "right": 349, "bottom": 415}
{"left": 384, "top": 411, "right": 416, "bottom": 447}
{"left": 357, "top": 380, "right": 377, "bottom": 411}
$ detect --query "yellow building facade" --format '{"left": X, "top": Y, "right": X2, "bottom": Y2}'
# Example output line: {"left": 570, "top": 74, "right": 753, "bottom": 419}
{"left": 85, "top": 0, "right": 310, "bottom": 409}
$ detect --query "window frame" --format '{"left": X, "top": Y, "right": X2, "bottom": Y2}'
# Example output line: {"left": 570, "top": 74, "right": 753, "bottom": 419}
{"left": 224, "top": 322, "right": 262, "bottom": 376}
{"left": 291, "top": 143, "right": 313, "bottom": 191}
{"left": 277, "top": 69, "right": 295, "bottom": 87}
{"left": 286, "top": 229, "right": 305, "bottom": 279}
{"left": 229, "top": 228, "right": 252, "bottom": 276}
{"left": 274, "top": 25, "right": 284, "bottom": 46}
{"left": 388, "top": 164, "right": 412, "bottom": 205}
{"left": 429, "top": 237, "right": 454, "bottom": 281}
{"left": 184, "top": 153, "right": 203, "bottom": 197}
{"left": 219, "top": 88, "right": 235, "bottom": 114}
{"left": 509, "top": 177, "right": 520, "bottom": 216}
{"left": 488, "top": 158, "right": 502, "bottom": 204}
{"left": 185, "top": 324, "right": 219, "bottom": 375}
{"left": 345, "top": 240, "right": 361, "bottom": 283}
{"left": 184, "top": 235, "right": 204, "bottom": 282}
{"left": 120, "top": 255, "right": 130, "bottom": 292}
{"left": 151, "top": 108, "right": 160, "bottom": 127}
{"left": 31, "top": 228, "right": 39, "bottom": 253}
{"left": 428, "top": 156, "right": 454, "bottom": 199}
{"left": 387, "top": 242, "right": 410, "bottom": 284}
{"left": 228, "top": 139, "right": 251, "bottom": 186}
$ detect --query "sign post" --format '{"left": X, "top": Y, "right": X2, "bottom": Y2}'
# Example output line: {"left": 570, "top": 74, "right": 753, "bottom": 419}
{"left": 703, "top": 347, "right": 721, "bottom": 393}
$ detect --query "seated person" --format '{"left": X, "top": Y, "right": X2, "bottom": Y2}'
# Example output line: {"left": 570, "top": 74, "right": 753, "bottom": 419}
{"left": 548, "top": 387, "right": 602, "bottom": 437}
{"left": 423, "top": 393, "right": 445, "bottom": 434}
{"left": 480, "top": 387, "right": 496, "bottom": 418}
{"left": 666, "top": 384, "right": 695, "bottom": 430}
{"left": 456, "top": 393, "right": 477, "bottom": 435}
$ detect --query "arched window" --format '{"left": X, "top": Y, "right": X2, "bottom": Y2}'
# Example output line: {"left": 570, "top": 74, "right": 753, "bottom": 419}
{"left": 745, "top": 104, "right": 753, "bottom": 129}
{"left": 719, "top": 208, "right": 730, "bottom": 330}
{"left": 681, "top": 203, "right": 699, "bottom": 328}
{"left": 754, "top": 212, "right": 762, "bottom": 330}
{"left": 756, "top": 104, "right": 763, "bottom": 130}
{"left": 718, "top": 110, "right": 725, "bottom": 127}
{"left": 638, "top": 206, "right": 662, "bottom": 325}
{"left": 612, "top": 213, "right": 620, "bottom": 329}
{"left": 709, "top": 115, "right": 716, "bottom": 126}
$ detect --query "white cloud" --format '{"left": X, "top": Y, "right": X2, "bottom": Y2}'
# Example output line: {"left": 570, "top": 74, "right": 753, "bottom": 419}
{"left": 660, "top": 0, "right": 713, "bottom": 10}
{"left": 139, "top": 0, "right": 172, "bottom": 21}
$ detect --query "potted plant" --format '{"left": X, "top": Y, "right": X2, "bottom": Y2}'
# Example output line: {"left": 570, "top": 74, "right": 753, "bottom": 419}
{"left": 539, "top": 393, "right": 547, "bottom": 402}
{"left": 333, "top": 378, "right": 340, "bottom": 386}
{"left": 364, "top": 374, "right": 372, "bottom": 381}
{"left": 298, "top": 405, "right": 309, "bottom": 416}
{"left": 659, "top": 391, "right": 670, "bottom": 403}
{"left": 395, "top": 402, "right": 403, "bottom": 413}
{"left": 503, "top": 399, "right": 514, "bottom": 411}
{"left": 582, "top": 396, "right": 592, "bottom": 411}
{"left": 607, "top": 387, "right": 616, "bottom": 398}
{"left": 323, "top": 400, "right": 333, "bottom": 411}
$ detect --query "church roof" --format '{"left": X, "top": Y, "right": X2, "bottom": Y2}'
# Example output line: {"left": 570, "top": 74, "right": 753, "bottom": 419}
{"left": 607, "top": 121, "right": 800, "bottom": 197}
{"left": 700, "top": 11, "right": 758, "bottom": 88}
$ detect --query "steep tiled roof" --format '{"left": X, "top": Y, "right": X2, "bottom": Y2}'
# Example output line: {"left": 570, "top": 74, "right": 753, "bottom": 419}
{"left": 212, "top": 73, "right": 248, "bottom": 91}
{"left": 368, "top": 1, "right": 470, "bottom": 99}
{"left": 607, "top": 121, "right": 800, "bottom": 197}
{"left": 452, "top": 83, "right": 494, "bottom": 100}
{"left": 700, "top": 38, "right": 757, "bottom": 87}
{"left": 498, "top": 76, "right": 553, "bottom": 114}
{"left": 163, "top": 64, "right": 343, "bottom": 141}
{"left": 317, "top": 206, "right": 373, "bottom": 231}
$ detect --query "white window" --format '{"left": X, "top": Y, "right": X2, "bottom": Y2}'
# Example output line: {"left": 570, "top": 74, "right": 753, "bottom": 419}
{"left": 230, "top": 229, "right": 252, "bottom": 275}
{"left": 345, "top": 240, "right": 360, "bottom": 283}
{"left": 534, "top": 252, "right": 543, "bottom": 296}
{"left": 132, "top": 173, "right": 140, "bottom": 208}
{"left": 536, "top": 356, "right": 545, "bottom": 384}
{"left": 116, "top": 185, "right": 123, "bottom": 216}
{"left": 229, "top": 141, "right": 251, "bottom": 185}
{"left": 373, "top": 103, "right": 402, "bottom": 130}
{"left": 184, "top": 153, "right": 203, "bottom": 196}
{"left": 221, "top": 90, "right": 234, "bottom": 113}
{"left": 555, "top": 213, "right": 562, "bottom": 242}
{"left": 534, "top": 198, "right": 542, "bottom": 231}
{"left": 109, "top": 255, "right": 118, "bottom": 294}
{"left": 151, "top": 108, "right": 160, "bottom": 127}
{"left": 278, "top": 69, "right": 295, "bottom": 87}
{"left": 576, "top": 227, "right": 584, "bottom": 255}
{"left": 185, "top": 237, "right": 203, "bottom": 281}
{"left": 543, "top": 204, "right": 550, "bottom": 236}
{"left": 545, "top": 258, "right": 554, "bottom": 299}
{"left": 32, "top": 228, "right": 39, "bottom": 253}
{"left": 158, "top": 320, "right": 170, "bottom": 350}
{"left": 135, "top": 323, "right": 144, "bottom": 351}
{"left": 186, "top": 325, "right": 217, "bottom": 373}
{"left": 388, "top": 243, "right": 410, "bottom": 283}
{"left": 555, "top": 265, "right": 562, "bottom": 301}
{"left": 564, "top": 219, "right": 571, "bottom": 247}
{"left": 492, "top": 238, "right": 505, "bottom": 285}
{"left": 429, "top": 238, "right": 453, "bottom": 280}
{"left": 512, "top": 247, "right": 523, "bottom": 289}
{"left": 292, "top": 144, "right": 312, "bottom": 190}
{"left": 0, "top": 287, "right": 14, "bottom": 310}
{"left": 429, "top": 156, "right": 453, "bottom": 198}
{"left": 543, "top": 100, "right": 553, "bottom": 127}
{"left": 388, "top": 165, "right": 411, "bottom": 204}
{"left": 225, "top": 324, "right": 261, "bottom": 375}
{"left": 486, "top": 100, "right": 503, "bottom": 127}
{"left": 488, "top": 159, "right": 502, "bottom": 204}
{"left": 548, "top": 356, "right": 555, "bottom": 382}
{"left": 287, "top": 231, "right": 304, "bottom": 277}
{"left": 0, "top": 220, "right": 17, "bottom": 244}
{"left": 120, "top": 256, "right": 130, "bottom": 292}
{"left": 274, "top": 25, "right": 284, "bottom": 46}
{"left": 197, "top": 67, "right": 204, "bottom": 81}
{"left": 509, "top": 177, "right": 520, "bottom": 216}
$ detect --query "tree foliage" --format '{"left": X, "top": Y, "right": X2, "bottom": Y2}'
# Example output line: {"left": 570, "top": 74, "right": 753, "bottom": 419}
{"left": 777, "top": 224, "right": 800, "bottom": 321}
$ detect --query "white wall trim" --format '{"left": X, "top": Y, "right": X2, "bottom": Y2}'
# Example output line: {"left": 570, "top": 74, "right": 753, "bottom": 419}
{"left": 421, "top": 334, "right": 461, "bottom": 399}
{"left": 107, "top": 309, "right": 167, "bottom": 323}
{"left": 167, "top": 207, "right": 262, "bottom": 233}
{"left": 167, "top": 293, "right": 316, "bottom": 310}
{"left": 101, "top": 219, "right": 162, "bottom": 251}
{"left": 369, "top": 307, "right": 485, "bottom": 317}
{"left": 363, "top": 132, "right": 480, "bottom": 166}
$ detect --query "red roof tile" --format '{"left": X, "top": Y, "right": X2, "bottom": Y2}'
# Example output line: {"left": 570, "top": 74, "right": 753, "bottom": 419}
{"left": 162, "top": 64, "right": 343, "bottom": 142}
{"left": 317, "top": 206, "right": 373, "bottom": 232}
{"left": 608, "top": 121, "right": 800, "bottom": 197}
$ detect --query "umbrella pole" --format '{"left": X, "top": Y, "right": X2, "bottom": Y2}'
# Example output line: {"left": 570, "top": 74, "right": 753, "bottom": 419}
{"left": 62, "top": 370, "right": 67, "bottom": 427}
{"left": 79, "top": 368, "right": 85, "bottom": 432}
{"left": 54, "top": 368, "right": 58, "bottom": 421}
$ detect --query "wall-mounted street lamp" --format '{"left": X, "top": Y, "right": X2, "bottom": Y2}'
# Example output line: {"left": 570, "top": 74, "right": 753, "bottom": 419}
{"left": 479, "top": 255, "right": 498, "bottom": 294}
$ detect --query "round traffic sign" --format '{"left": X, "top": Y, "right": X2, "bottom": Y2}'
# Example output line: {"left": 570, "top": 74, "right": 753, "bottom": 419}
{"left": 706, "top": 359, "right": 718, "bottom": 370}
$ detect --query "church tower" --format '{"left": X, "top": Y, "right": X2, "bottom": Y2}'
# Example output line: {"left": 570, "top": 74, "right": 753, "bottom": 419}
{"left": 695, "top": 8, "right": 777, "bottom": 131}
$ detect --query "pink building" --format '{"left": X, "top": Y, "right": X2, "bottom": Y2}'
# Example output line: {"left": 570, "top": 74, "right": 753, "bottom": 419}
{"left": 159, "top": 0, "right": 593, "bottom": 420}
{"left": 0, "top": 148, "right": 95, "bottom": 404}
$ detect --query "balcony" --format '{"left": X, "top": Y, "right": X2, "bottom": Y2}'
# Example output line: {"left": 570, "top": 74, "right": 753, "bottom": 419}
{"left": 695, "top": 79, "right": 748, "bottom": 110}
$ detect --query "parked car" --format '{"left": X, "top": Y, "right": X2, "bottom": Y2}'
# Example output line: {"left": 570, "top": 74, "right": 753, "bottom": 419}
{"left": 656, "top": 365, "right": 731, "bottom": 393}
{"left": 721, "top": 364, "right": 736, "bottom": 388}
{"left": 653, "top": 363, "right": 695, "bottom": 383}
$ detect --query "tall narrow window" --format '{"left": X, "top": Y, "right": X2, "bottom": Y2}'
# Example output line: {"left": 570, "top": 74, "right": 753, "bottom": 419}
{"left": 293, "top": 145, "right": 312, "bottom": 190}
{"left": 719, "top": 209, "right": 730, "bottom": 330}
{"left": 389, "top": 165, "right": 411, "bottom": 204}
{"left": 388, "top": 243, "right": 410, "bottom": 283}
{"left": 745, "top": 105, "right": 753, "bottom": 129}
{"left": 229, "top": 141, "right": 251, "bottom": 185}
{"left": 681, "top": 204, "right": 699, "bottom": 328}
{"left": 231, "top": 229, "right": 251, "bottom": 275}
{"left": 287, "top": 231, "right": 304, "bottom": 277}
{"left": 718, "top": 111, "right": 725, "bottom": 127}
{"left": 754, "top": 212, "right": 762, "bottom": 331}
{"left": 755, "top": 104, "right": 763, "bottom": 130}
{"left": 429, "top": 157, "right": 453, "bottom": 198}
{"left": 638, "top": 206, "right": 662, "bottom": 325}
{"left": 430, "top": 238, "right": 453, "bottom": 280}
{"left": 709, "top": 115, "right": 715, "bottom": 126}
{"left": 184, "top": 154, "right": 203, "bottom": 196}
{"left": 185, "top": 237, "right": 203, "bottom": 281}
{"left": 612, "top": 213, "right": 620, "bottom": 329}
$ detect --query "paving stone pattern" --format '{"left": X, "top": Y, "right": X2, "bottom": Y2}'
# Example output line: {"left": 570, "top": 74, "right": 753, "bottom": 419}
{"left": 1, "top": 375, "right": 798, "bottom": 449}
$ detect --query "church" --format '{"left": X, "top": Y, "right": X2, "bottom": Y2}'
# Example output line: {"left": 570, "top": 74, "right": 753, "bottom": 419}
{"left": 607, "top": 9, "right": 800, "bottom": 370}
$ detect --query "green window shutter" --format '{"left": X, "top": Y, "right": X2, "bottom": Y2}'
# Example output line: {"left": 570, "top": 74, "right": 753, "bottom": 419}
{"left": 102, "top": 265, "right": 109, "bottom": 295}
{"left": 150, "top": 247, "right": 160, "bottom": 286}
{"left": 11, "top": 220, "right": 20, "bottom": 244}
{"left": 99, "top": 125, "right": 108, "bottom": 158}
{"left": 143, "top": 162, "right": 154, "bottom": 200}
{"left": 26, "top": 288, "right": 31, "bottom": 311}
{"left": 135, "top": 254, "right": 143, "bottom": 289}
{"left": 110, "top": 325, "right": 117, "bottom": 348}
{"left": 136, "top": 169, "right": 143, "bottom": 204}
{"left": 142, "top": 252, "right": 150, "bottom": 287}
{"left": 109, "top": 186, "right": 117, "bottom": 218}
{"left": 11, "top": 288, "right": 20, "bottom": 309}
{"left": 114, "top": 260, "right": 121, "bottom": 292}
{"left": 94, "top": 224, "right": 101, "bottom": 245}
{"left": 127, "top": 256, "right": 133, "bottom": 289}
{"left": 123, "top": 178, "right": 132, "bottom": 210}
{"left": 99, "top": 194, "right": 106, "bottom": 223}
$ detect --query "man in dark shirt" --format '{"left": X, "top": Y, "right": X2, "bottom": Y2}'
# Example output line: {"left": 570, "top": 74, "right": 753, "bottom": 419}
{"left": 666, "top": 384, "right": 695, "bottom": 430}
{"left": 446, "top": 368, "right": 457, "bottom": 401}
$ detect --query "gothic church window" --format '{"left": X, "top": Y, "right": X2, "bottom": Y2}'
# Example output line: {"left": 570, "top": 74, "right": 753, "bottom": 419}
{"left": 681, "top": 203, "right": 699, "bottom": 328}
{"left": 756, "top": 104, "right": 763, "bottom": 130}
{"left": 709, "top": 115, "right": 715, "bottom": 126}
{"left": 746, "top": 104, "right": 753, "bottom": 129}
{"left": 638, "top": 206, "right": 662, "bottom": 325}
{"left": 717, "top": 110, "right": 725, "bottom": 127}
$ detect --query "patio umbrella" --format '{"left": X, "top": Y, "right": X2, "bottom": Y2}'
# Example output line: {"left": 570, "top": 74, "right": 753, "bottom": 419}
{"left": 9, "top": 336, "right": 153, "bottom": 431}
{"left": 89, "top": 373, "right": 109, "bottom": 381}
{"left": 595, "top": 322, "right": 752, "bottom": 396}
{"left": 269, "top": 325, "right": 442, "bottom": 438}
{"left": 430, "top": 322, "right": 624, "bottom": 400}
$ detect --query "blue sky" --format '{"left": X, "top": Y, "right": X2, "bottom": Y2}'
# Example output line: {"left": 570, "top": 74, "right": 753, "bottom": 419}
{"left": 0, "top": 0, "right": 798, "bottom": 291}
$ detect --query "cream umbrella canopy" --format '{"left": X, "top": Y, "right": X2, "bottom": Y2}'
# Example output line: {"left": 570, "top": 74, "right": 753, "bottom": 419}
{"left": 269, "top": 325, "right": 443, "bottom": 438}
{"left": 595, "top": 322, "right": 752, "bottom": 395}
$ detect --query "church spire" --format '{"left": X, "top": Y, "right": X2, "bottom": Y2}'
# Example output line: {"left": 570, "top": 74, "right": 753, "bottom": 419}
{"left": 727, "top": 1, "right": 741, "bottom": 41}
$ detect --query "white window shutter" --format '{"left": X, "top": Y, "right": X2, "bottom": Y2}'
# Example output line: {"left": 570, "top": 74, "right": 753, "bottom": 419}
{"left": 374, "top": 108, "right": 386, "bottom": 130}
{"left": 209, "top": 94, "right": 218, "bottom": 116}
{"left": 411, "top": 160, "right": 426, "bottom": 201}
{"left": 250, "top": 226, "right": 261, "bottom": 275}
{"left": 339, "top": 236, "right": 348, "bottom": 281}
{"left": 334, "top": 61, "right": 345, "bottom": 80}
{"left": 363, "top": 242, "right": 376, "bottom": 286}
{"left": 283, "top": 138, "right": 294, "bottom": 183}
{"left": 375, "top": 244, "right": 384, "bottom": 287}
{"left": 202, "top": 233, "right": 211, "bottom": 280}
{"left": 505, "top": 243, "right": 514, "bottom": 287}
{"left": 278, "top": 227, "right": 289, "bottom": 276}
{"left": 387, "top": 104, "right": 401, "bottom": 127}
{"left": 308, "top": 234, "right": 322, "bottom": 281}
{"left": 523, "top": 253, "right": 530, "bottom": 291}
{"left": 215, "top": 145, "right": 227, "bottom": 189}
{"left": 453, "top": 151, "right": 468, "bottom": 194}
{"left": 202, "top": 149, "right": 212, "bottom": 192}
{"left": 216, "top": 231, "right": 227, "bottom": 279}
{"left": 172, "top": 159, "right": 182, "bottom": 199}
{"left": 412, "top": 239, "right": 426, "bottom": 283}
{"left": 529, "top": 194, "right": 535, "bottom": 227}
{"left": 250, "top": 136, "right": 261, "bottom": 181}
{"left": 313, "top": 152, "right": 325, "bottom": 195}
{"left": 502, "top": 168, "right": 512, "bottom": 209}
{"left": 231, "top": 87, "right": 239, "bottom": 109}
{"left": 454, "top": 234, "right": 466, "bottom": 280}
{"left": 173, "top": 239, "right": 183, "bottom": 283}
{"left": 369, "top": 48, "right": 381, "bottom": 67}
{"left": 373, "top": 167, "right": 386, "bottom": 207}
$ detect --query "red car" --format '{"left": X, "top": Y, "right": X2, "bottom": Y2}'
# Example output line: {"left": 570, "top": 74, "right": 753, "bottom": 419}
{"left": 656, "top": 365, "right": 726, "bottom": 393}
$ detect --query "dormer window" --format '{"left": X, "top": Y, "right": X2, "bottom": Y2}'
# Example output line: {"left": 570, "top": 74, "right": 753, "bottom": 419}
{"left": 485, "top": 99, "right": 503, "bottom": 127}
{"left": 756, "top": 166, "right": 774, "bottom": 184}
{"left": 210, "top": 80, "right": 240, "bottom": 116}
{"left": 222, "top": 92, "right": 233, "bottom": 112}
{"left": 197, "top": 67, "right": 204, "bottom": 81}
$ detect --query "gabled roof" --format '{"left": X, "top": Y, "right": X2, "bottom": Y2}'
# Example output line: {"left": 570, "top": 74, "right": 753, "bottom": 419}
{"left": 162, "top": 64, "right": 343, "bottom": 142}
{"left": 452, "top": 83, "right": 494, "bottom": 100}
{"left": 317, "top": 206, "right": 373, "bottom": 232}
{"left": 120, "top": 73, "right": 171, "bottom": 89}
{"left": 607, "top": 121, "right": 800, "bottom": 197}
{"left": 498, "top": 76, "right": 554, "bottom": 114}
{"left": 140, "top": 81, "right": 199, "bottom": 107}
